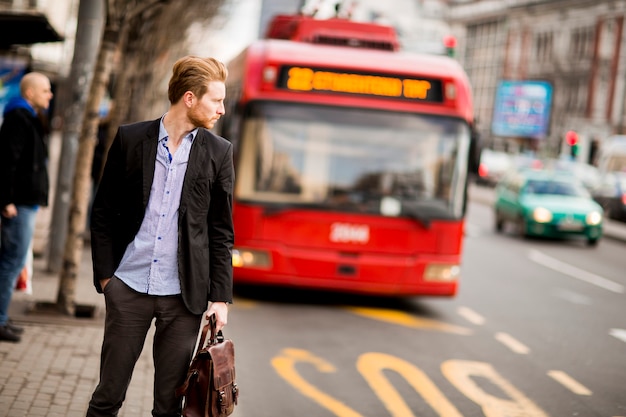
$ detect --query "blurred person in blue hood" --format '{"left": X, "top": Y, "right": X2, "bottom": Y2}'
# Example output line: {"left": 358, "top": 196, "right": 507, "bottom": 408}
{"left": 0, "top": 72, "right": 53, "bottom": 342}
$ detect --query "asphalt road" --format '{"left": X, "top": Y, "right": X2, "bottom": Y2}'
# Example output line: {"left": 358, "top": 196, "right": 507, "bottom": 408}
{"left": 226, "top": 199, "right": 626, "bottom": 417}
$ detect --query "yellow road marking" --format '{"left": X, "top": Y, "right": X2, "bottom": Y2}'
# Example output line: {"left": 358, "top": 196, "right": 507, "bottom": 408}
{"left": 273, "top": 348, "right": 553, "bottom": 417}
{"left": 547, "top": 371, "right": 592, "bottom": 396}
{"left": 495, "top": 332, "right": 530, "bottom": 354}
{"left": 443, "top": 360, "right": 550, "bottom": 417}
{"left": 346, "top": 307, "right": 472, "bottom": 335}
{"left": 272, "top": 348, "right": 363, "bottom": 417}
{"left": 358, "top": 352, "right": 463, "bottom": 417}
{"left": 231, "top": 298, "right": 257, "bottom": 308}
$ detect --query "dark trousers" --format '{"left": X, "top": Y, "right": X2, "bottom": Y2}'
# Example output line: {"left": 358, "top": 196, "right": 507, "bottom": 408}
{"left": 86, "top": 276, "right": 202, "bottom": 417}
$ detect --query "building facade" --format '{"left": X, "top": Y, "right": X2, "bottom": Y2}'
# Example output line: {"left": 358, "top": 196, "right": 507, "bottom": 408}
{"left": 449, "top": 0, "right": 626, "bottom": 162}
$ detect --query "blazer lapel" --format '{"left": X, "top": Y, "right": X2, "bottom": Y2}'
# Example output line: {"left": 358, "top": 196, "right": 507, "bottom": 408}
{"left": 142, "top": 120, "right": 160, "bottom": 209}
{"left": 180, "top": 129, "right": 208, "bottom": 212}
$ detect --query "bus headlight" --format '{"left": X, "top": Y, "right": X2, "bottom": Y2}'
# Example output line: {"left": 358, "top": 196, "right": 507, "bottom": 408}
{"left": 532, "top": 207, "right": 552, "bottom": 223}
{"left": 586, "top": 211, "right": 602, "bottom": 226}
{"left": 232, "top": 248, "right": 271, "bottom": 268}
{"left": 424, "top": 264, "right": 460, "bottom": 282}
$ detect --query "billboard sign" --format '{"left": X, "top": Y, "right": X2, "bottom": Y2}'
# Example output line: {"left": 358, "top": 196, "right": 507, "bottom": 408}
{"left": 0, "top": 56, "right": 29, "bottom": 124}
{"left": 491, "top": 80, "right": 553, "bottom": 139}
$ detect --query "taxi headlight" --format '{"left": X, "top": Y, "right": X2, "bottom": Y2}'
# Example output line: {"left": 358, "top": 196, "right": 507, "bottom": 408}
{"left": 586, "top": 211, "right": 602, "bottom": 226}
{"left": 232, "top": 248, "right": 271, "bottom": 268}
{"left": 532, "top": 207, "right": 553, "bottom": 223}
{"left": 424, "top": 264, "right": 460, "bottom": 282}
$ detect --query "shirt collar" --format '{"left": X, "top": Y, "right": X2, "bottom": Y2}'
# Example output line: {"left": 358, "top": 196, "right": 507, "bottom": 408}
{"left": 159, "top": 113, "right": 199, "bottom": 143}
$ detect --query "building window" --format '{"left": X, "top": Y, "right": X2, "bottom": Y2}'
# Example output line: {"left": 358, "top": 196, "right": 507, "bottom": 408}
{"left": 535, "top": 32, "right": 553, "bottom": 62}
{"left": 465, "top": 20, "right": 504, "bottom": 132}
{"left": 569, "top": 27, "right": 594, "bottom": 60}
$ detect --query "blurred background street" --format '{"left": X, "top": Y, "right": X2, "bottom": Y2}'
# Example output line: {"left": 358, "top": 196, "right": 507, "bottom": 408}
{"left": 2, "top": 0, "right": 626, "bottom": 416}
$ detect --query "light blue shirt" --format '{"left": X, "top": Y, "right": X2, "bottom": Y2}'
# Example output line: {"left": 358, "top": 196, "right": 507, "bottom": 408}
{"left": 114, "top": 116, "right": 197, "bottom": 295}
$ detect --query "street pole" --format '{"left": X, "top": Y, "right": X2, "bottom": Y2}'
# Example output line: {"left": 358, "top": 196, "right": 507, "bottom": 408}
{"left": 47, "top": 0, "right": 104, "bottom": 273}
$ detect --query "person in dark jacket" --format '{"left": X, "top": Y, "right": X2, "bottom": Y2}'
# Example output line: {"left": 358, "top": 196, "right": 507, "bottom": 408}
{"left": 86, "top": 56, "right": 234, "bottom": 417}
{"left": 0, "top": 72, "right": 53, "bottom": 343}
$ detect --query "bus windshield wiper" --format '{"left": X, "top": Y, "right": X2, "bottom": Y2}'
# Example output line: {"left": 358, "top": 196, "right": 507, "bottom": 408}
{"left": 399, "top": 200, "right": 456, "bottom": 228}
{"left": 400, "top": 203, "right": 432, "bottom": 228}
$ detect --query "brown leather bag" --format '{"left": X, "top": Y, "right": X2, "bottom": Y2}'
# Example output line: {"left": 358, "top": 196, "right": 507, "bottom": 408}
{"left": 177, "top": 315, "right": 239, "bottom": 417}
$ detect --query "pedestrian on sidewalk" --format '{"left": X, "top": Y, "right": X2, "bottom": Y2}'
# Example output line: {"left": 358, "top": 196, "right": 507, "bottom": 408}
{"left": 0, "top": 72, "right": 53, "bottom": 343}
{"left": 87, "top": 56, "right": 234, "bottom": 417}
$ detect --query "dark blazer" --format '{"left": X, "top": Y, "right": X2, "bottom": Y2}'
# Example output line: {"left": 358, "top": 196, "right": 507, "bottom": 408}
{"left": 0, "top": 107, "right": 49, "bottom": 208}
{"left": 90, "top": 119, "right": 234, "bottom": 315}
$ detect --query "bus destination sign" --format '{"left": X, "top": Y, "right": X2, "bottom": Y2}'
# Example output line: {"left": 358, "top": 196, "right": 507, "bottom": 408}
{"left": 278, "top": 66, "right": 443, "bottom": 103}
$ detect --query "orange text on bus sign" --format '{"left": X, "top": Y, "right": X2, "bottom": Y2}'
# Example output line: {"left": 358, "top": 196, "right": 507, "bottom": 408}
{"left": 282, "top": 66, "right": 440, "bottom": 102}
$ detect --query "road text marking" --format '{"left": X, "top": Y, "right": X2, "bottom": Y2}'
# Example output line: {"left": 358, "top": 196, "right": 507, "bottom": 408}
{"left": 273, "top": 348, "right": 552, "bottom": 417}
{"left": 495, "top": 332, "right": 530, "bottom": 354}
{"left": 457, "top": 306, "right": 486, "bottom": 325}
{"left": 547, "top": 370, "right": 592, "bottom": 396}
{"left": 443, "top": 360, "right": 549, "bottom": 416}
{"left": 528, "top": 250, "right": 624, "bottom": 294}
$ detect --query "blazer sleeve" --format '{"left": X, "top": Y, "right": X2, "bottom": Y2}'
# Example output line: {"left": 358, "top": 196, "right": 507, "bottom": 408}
{"left": 207, "top": 141, "right": 235, "bottom": 302}
{"left": 90, "top": 127, "right": 124, "bottom": 291}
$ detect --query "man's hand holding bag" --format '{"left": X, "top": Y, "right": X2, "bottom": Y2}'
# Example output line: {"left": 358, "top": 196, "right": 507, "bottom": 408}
{"left": 177, "top": 315, "right": 239, "bottom": 417}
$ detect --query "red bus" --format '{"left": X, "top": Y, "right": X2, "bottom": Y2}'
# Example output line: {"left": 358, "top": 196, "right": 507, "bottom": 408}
{"left": 217, "top": 14, "right": 475, "bottom": 297}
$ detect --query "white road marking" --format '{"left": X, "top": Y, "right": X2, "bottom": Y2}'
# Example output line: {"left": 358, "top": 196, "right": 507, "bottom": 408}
{"left": 547, "top": 370, "right": 592, "bottom": 396}
{"left": 610, "top": 328, "right": 626, "bottom": 344}
{"left": 528, "top": 249, "right": 624, "bottom": 294}
{"left": 457, "top": 306, "right": 486, "bottom": 325}
{"left": 495, "top": 332, "right": 530, "bottom": 354}
{"left": 552, "top": 288, "right": 592, "bottom": 305}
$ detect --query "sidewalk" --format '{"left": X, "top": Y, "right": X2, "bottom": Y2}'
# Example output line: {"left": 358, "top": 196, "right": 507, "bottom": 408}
{"left": 1, "top": 247, "right": 155, "bottom": 417}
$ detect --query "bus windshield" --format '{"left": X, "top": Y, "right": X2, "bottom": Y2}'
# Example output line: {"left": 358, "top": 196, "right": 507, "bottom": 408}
{"left": 235, "top": 102, "right": 471, "bottom": 221}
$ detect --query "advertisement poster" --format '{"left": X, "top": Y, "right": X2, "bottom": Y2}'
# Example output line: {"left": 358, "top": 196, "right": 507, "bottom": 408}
{"left": 0, "top": 56, "right": 29, "bottom": 125}
{"left": 491, "top": 80, "right": 553, "bottom": 140}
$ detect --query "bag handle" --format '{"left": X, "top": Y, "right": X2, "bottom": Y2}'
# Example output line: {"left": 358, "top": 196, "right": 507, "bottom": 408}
{"left": 200, "top": 314, "right": 224, "bottom": 349}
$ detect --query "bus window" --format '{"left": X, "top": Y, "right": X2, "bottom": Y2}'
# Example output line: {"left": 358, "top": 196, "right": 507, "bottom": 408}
{"left": 235, "top": 102, "right": 470, "bottom": 220}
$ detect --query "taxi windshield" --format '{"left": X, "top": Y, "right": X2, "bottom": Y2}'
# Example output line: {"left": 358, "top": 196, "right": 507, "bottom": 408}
{"left": 523, "top": 179, "right": 589, "bottom": 197}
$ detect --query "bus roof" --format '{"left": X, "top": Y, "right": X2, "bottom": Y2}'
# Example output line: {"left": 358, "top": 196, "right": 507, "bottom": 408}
{"left": 228, "top": 17, "right": 473, "bottom": 123}
{"left": 257, "top": 39, "right": 467, "bottom": 80}
{"left": 265, "top": 14, "right": 400, "bottom": 51}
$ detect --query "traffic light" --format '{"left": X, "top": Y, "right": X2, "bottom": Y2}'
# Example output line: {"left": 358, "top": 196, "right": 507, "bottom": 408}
{"left": 443, "top": 35, "right": 457, "bottom": 57}
{"left": 566, "top": 130, "right": 579, "bottom": 157}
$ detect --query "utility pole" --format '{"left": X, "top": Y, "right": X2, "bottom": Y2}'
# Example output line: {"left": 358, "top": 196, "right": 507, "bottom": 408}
{"left": 47, "top": 0, "right": 104, "bottom": 273}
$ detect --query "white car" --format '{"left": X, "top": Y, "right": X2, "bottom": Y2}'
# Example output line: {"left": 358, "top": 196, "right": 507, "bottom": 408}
{"left": 476, "top": 149, "right": 512, "bottom": 186}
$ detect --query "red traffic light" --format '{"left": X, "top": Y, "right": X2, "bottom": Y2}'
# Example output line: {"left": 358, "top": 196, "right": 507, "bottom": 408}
{"left": 565, "top": 130, "right": 578, "bottom": 146}
{"left": 443, "top": 35, "right": 457, "bottom": 49}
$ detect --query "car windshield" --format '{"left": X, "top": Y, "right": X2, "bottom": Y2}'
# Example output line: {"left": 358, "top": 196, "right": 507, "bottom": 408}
{"left": 523, "top": 179, "right": 589, "bottom": 197}
{"left": 235, "top": 102, "right": 471, "bottom": 220}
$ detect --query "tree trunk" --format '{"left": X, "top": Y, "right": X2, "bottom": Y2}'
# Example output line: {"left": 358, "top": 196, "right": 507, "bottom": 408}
{"left": 47, "top": 0, "right": 104, "bottom": 274}
{"left": 56, "top": 23, "right": 123, "bottom": 315}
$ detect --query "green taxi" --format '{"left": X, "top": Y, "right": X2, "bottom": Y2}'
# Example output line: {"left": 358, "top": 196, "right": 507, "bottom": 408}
{"left": 494, "top": 170, "right": 603, "bottom": 246}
